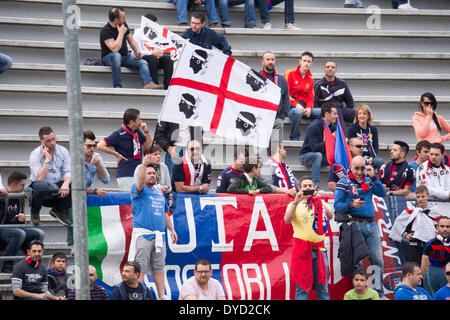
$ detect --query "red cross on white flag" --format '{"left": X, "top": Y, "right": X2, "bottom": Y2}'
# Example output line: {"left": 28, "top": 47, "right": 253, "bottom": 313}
{"left": 159, "top": 42, "right": 281, "bottom": 148}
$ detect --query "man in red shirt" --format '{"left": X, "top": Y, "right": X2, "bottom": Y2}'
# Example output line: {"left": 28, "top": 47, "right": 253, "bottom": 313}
{"left": 284, "top": 51, "right": 321, "bottom": 141}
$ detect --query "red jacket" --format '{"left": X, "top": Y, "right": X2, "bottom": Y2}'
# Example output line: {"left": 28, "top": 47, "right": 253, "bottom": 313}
{"left": 284, "top": 66, "right": 315, "bottom": 109}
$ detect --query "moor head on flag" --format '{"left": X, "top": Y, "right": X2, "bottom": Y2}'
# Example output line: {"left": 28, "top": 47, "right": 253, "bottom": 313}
{"left": 235, "top": 111, "right": 261, "bottom": 137}
{"left": 179, "top": 93, "right": 199, "bottom": 119}
{"left": 190, "top": 49, "right": 210, "bottom": 75}
{"left": 246, "top": 69, "right": 268, "bottom": 92}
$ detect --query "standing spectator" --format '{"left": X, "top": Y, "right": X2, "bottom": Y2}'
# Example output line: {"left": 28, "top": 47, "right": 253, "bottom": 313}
{"left": 409, "top": 140, "right": 431, "bottom": 192}
{"left": 84, "top": 130, "right": 110, "bottom": 197}
{"left": 129, "top": 162, "right": 178, "bottom": 300}
{"left": 173, "top": 140, "right": 212, "bottom": 194}
{"left": 389, "top": 185, "right": 440, "bottom": 266}
{"left": 67, "top": 265, "right": 109, "bottom": 300}
{"left": 285, "top": 51, "right": 321, "bottom": 141}
{"left": 347, "top": 104, "right": 384, "bottom": 170}
{"left": 0, "top": 52, "right": 13, "bottom": 74}
{"left": 216, "top": 147, "right": 246, "bottom": 193}
{"left": 299, "top": 102, "right": 338, "bottom": 186}
{"left": 0, "top": 172, "right": 45, "bottom": 273}
{"left": 47, "top": 252, "right": 70, "bottom": 299}
{"left": 111, "top": 261, "right": 154, "bottom": 300}
{"left": 394, "top": 262, "right": 432, "bottom": 300}
{"left": 179, "top": 259, "right": 226, "bottom": 300}
{"left": 28, "top": 126, "right": 72, "bottom": 226}
{"left": 378, "top": 140, "right": 415, "bottom": 196}
{"left": 284, "top": 176, "right": 333, "bottom": 300}
{"left": 343, "top": 269, "right": 379, "bottom": 300}
{"left": 100, "top": 7, "right": 161, "bottom": 89}
{"left": 166, "top": 0, "right": 219, "bottom": 27}
{"left": 328, "top": 137, "right": 364, "bottom": 191}
{"left": 415, "top": 142, "right": 450, "bottom": 200}
{"left": 334, "top": 155, "right": 387, "bottom": 298}
{"left": 11, "top": 240, "right": 60, "bottom": 300}
{"left": 314, "top": 60, "right": 355, "bottom": 134}
{"left": 412, "top": 92, "right": 450, "bottom": 147}
{"left": 96, "top": 108, "right": 152, "bottom": 192}
{"left": 133, "top": 13, "right": 174, "bottom": 90}
{"left": 433, "top": 262, "right": 450, "bottom": 300}
{"left": 256, "top": 0, "right": 298, "bottom": 29}
{"left": 181, "top": 12, "right": 232, "bottom": 56}
{"left": 217, "top": 0, "right": 257, "bottom": 28}
{"left": 259, "top": 51, "right": 291, "bottom": 138}
{"left": 421, "top": 216, "right": 450, "bottom": 296}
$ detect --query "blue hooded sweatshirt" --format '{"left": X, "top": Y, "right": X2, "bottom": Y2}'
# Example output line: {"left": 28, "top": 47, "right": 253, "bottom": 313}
{"left": 394, "top": 284, "right": 432, "bottom": 300}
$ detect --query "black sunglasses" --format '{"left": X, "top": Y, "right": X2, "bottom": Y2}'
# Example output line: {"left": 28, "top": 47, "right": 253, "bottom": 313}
{"left": 351, "top": 144, "right": 364, "bottom": 149}
{"left": 446, "top": 271, "right": 450, "bottom": 276}
{"left": 353, "top": 166, "right": 365, "bottom": 171}
{"left": 422, "top": 101, "right": 434, "bottom": 107}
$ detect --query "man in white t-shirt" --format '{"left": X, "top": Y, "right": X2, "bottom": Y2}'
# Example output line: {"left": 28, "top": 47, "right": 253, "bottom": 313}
{"left": 179, "top": 259, "right": 226, "bottom": 300}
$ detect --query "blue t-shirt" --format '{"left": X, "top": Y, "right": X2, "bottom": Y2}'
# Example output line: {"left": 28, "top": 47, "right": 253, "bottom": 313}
{"left": 131, "top": 184, "right": 168, "bottom": 240}
{"left": 433, "top": 285, "right": 450, "bottom": 300}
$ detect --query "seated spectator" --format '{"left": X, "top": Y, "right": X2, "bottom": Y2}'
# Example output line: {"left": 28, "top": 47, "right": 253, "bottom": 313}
{"left": 84, "top": 130, "right": 110, "bottom": 198}
{"left": 179, "top": 259, "right": 226, "bottom": 300}
{"left": 96, "top": 108, "right": 152, "bottom": 192}
{"left": 378, "top": 140, "right": 415, "bottom": 196}
{"left": 299, "top": 102, "right": 338, "bottom": 186}
{"left": 216, "top": 146, "right": 247, "bottom": 193}
{"left": 394, "top": 262, "right": 432, "bottom": 300}
{"left": 343, "top": 269, "right": 379, "bottom": 300}
{"left": 28, "top": 126, "right": 72, "bottom": 226}
{"left": 256, "top": 0, "right": 299, "bottom": 29}
{"left": 285, "top": 51, "right": 321, "bottom": 141}
{"left": 134, "top": 144, "right": 172, "bottom": 196}
{"left": 261, "top": 143, "right": 298, "bottom": 196}
{"left": 217, "top": 0, "right": 257, "bottom": 28}
{"left": 433, "top": 262, "right": 450, "bottom": 300}
{"left": 111, "top": 261, "right": 154, "bottom": 300}
{"left": 226, "top": 155, "right": 272, "bottom": 195}
{"left": 173, "top": 139, "right": 212, "bottom": 194}
{"left": 421, "top": 216, "right": 450, "bottom": 296}
{"left": 0, "top": 172, "right": 45, "bottom": 273}
{"left": 167, "top": 0, "right": 219, "bottom": 27}
{"left": 11, "top": 240, "right": 60, "bottom": 300}
{"left": 133, "top": 13, "right": 174, "bottom": 90}
{"left": 328, "top": 137, "right": 364, "bottom": 192}
{"left": 181, "top": 12, "right": 232, "bottom": 56}
{"left": 389, "top": 185, "right": 440, "bottom": 266}
{"left": 409, "top": 140, "right": 431, "bottom": 192}
{"left": 47, "top": 252, "right": 70, "bottom": 299}
{"left": 0, "top": 52, "right": 13, "bottom": 74}
{"left": 314, "top": 60, "right": 355, "bottom": 134}
{"left": 347, "top": 104, "right": 384, "bottom": 170}
{"left": 415, "top": 142, "right": 450, "bottom": 200}
{"left": 100, "top": 7, "right": 161, "bottom": 89}
{"left": 412, "top": 92, "right": 450, "bottom": 151}
{"left": 67, "top": 265, "right": 108, "bottom": 300}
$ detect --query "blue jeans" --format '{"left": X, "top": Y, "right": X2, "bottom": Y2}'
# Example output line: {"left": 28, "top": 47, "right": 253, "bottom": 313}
{"left": 0, "top": 52, "right": 13, "bottom": 74}
{"left": 295, "top": 250, "right": 330, "bottom": 300}
{"left": 102, "top": 52, "right": 152, "bottom": 88}
{"left": 165, "top": 147, "right": 184, "bottom": 181}
{"left": 0, "top": 227, "right": 45, "bottom": 268}
{"left": 423, "top": 266, "right": 446, "bottom": 296}
{"left": 355, "top": 221, "right": 385, "bottom": 297}
{"left": 287, "top": 107, "right": 321, "bottom": 141}
{"left": 299, "top": 152, "right": 328, "bottom": 186}
{"left": 257, "top": 0, "right": 294, "bottom": 24}
{"left": 217, "top": 0, "right": 256, "bottom": 27}
{"left": 167, "top": 0, "right": 219, "bottom": 25}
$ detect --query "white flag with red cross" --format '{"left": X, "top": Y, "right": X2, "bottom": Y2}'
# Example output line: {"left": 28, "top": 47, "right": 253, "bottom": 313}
{"left": 159, "top": 42, "right": 281, "bottom": 148}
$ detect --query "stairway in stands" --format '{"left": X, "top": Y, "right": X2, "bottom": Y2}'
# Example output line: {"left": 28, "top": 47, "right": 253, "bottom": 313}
{"left": 0, "top": 0, "right": 449, "bottom": 299}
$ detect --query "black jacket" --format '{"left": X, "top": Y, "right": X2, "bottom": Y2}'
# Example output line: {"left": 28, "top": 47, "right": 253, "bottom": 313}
{"left": 338, "top": 222, "right": 371, "bottom": 277}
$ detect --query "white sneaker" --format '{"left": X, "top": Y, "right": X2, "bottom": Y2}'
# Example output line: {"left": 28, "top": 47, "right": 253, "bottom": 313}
{"left": 263, "top": 22, "right": 272, "bottom": 30}
{"left": 285, "top": 23, "right": 301, "bottom": 30}
{"left": 398, "top": 3, "right": 417, "bottom": 10}
{"left": 158, "top": 295, "right": 170, "bottom": 300}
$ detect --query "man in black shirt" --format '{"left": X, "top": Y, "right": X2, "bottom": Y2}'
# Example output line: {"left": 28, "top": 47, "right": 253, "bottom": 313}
{"left": 100, "top": 7, "right": 161, "bottom": 89}
{"left": 111, "top": 261, "right": 154, "bottom": 300}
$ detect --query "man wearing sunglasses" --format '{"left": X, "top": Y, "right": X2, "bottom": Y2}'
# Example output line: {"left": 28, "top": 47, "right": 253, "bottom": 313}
{"left": 84, "top": 130, "right": 110, "bottom": 198}
{"left": 433, "top": 261, "right": 450, "bottom": 300}
{"left": 334, "top": 155, "right": 387, "bottom": 298}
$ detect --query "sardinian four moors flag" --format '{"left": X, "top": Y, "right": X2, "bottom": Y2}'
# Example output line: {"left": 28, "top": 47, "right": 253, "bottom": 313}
{"left": 159, "top": 41, "right": 281, "bottom": 148}
{"left": 324, "top": 118, "right": 352, "bottom": 180}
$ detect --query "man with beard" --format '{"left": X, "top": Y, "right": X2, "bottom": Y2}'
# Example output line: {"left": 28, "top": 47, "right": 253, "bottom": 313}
{"left": 378, "top": 140, "right": 415, "bottom": 196}
{"left": 179, "top": 259, "right": 226, "bottom": 300}
{"left": 111, "top": 261, "right": 154, "bottom": 300}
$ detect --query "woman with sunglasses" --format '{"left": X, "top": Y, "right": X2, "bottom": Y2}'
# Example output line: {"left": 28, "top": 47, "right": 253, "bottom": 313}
{"left": 412, "top": 92, "right": 450, "bottom": 144}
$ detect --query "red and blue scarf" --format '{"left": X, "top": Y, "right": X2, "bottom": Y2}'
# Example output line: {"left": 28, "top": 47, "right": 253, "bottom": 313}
{"left": 306, "top": 196, "right": 329, "bottom": 235}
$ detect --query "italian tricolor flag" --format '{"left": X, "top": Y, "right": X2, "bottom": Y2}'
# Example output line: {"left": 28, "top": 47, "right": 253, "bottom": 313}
{"left": 87, "top": 193, "right": 133, "bottom": 287}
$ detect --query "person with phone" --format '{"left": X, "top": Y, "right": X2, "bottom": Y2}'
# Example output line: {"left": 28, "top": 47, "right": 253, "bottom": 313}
{"left": 334, "top": 155, "right": 387, "bottom": 299}
{"left": 284, "top": 176, "right": 334, "bottom": 300}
